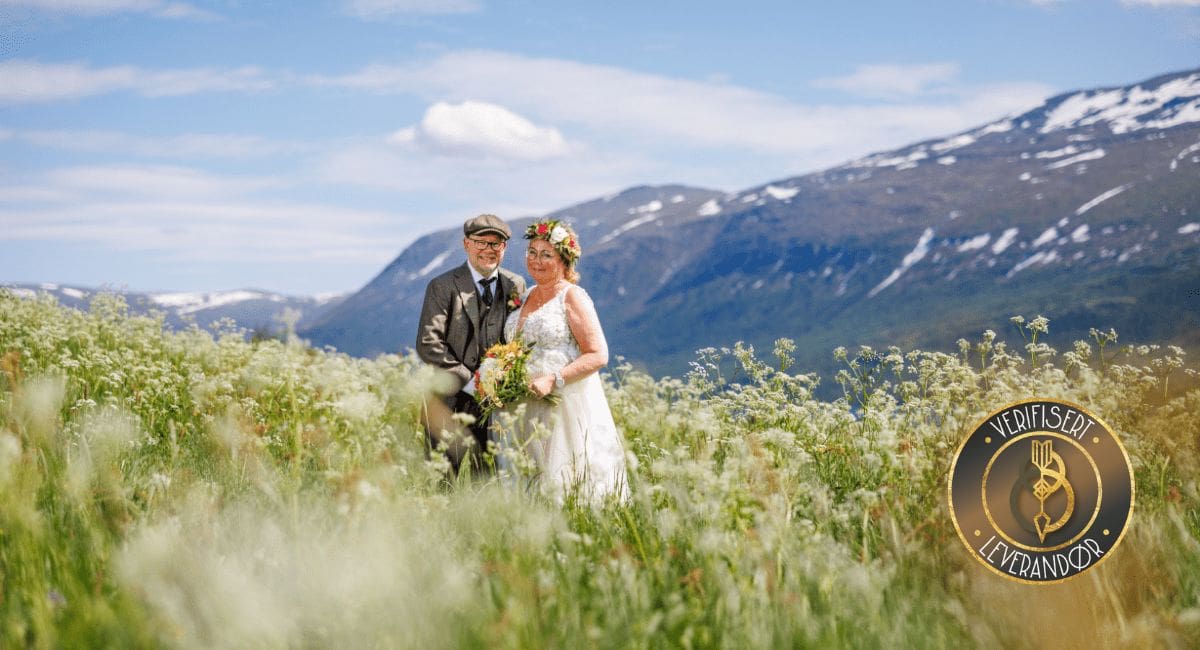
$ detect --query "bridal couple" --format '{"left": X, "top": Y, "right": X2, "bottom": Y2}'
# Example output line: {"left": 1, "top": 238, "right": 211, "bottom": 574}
{"left": 416, "top": 214, "right": 627, "bottom": 501}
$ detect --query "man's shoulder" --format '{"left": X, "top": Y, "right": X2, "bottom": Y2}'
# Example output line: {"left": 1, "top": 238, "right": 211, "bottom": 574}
{"left": 428, "top": 263, "right": 469, "bottom": 287}
{"left": 499, "top": 267, "right": 526, "bottom": 286}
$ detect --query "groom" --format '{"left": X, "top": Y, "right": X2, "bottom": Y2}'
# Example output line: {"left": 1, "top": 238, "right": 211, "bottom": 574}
{"left": 416, "top": 214, "right": 526, "bottom": 474}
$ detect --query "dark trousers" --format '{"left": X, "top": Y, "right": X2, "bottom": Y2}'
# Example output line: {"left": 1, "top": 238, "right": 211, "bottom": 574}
{"left": 425, "top": 390, "right": 492, "bottom": 476}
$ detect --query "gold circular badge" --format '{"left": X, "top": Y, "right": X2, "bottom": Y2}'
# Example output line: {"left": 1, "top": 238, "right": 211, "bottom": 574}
{"left": 948, "top": 398, "right": 1135, "bottom": 584}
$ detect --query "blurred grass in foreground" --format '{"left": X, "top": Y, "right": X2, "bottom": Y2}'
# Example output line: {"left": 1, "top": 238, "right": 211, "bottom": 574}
{"left": 1, "top": 290, "right": 1198, "bottom": 648}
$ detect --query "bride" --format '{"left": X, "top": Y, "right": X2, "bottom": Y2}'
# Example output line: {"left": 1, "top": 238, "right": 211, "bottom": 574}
{"left": 493, "top": 219, "right": 628, "bottom": 502}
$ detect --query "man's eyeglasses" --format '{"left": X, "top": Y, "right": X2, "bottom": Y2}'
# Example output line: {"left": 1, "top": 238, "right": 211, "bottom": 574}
{"left": 467, "top": 238, "right": 506, "bottom": 251}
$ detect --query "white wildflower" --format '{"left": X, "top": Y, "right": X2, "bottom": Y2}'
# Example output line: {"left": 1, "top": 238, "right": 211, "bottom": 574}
{"left": 148, "top": 472, "right": 172, "bottom": 492}
{"left": 334, "top": 391, "right": 384, "bottom": 424}
{"left": 476, "top": 357, "right": 500, "bottom": 396}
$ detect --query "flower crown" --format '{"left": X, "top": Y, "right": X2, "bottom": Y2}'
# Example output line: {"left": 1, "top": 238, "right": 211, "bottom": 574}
{"left": 524, "top": 219, "right": 581, "bottom": 264}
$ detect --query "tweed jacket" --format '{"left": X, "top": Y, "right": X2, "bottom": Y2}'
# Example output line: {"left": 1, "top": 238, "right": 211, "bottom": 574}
{"left": 416, "top": 262, "right": 527, "bottom": 394}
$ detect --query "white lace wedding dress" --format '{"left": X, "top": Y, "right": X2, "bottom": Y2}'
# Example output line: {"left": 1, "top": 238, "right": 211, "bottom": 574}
{"left": 493, "top": 284, "right": 628, "bottom": 502}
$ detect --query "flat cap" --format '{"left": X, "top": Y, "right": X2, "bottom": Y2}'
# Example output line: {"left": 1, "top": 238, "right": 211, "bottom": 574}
{"left": 463, "top": 214, "right": 512, "bottom": 240}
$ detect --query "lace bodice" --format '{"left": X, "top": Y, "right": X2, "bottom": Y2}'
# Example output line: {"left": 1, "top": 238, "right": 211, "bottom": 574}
{"left": 505, "top": 285, "right": 580, "bottom": 377}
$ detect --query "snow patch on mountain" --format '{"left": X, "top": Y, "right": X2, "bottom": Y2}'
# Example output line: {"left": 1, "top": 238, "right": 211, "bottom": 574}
{"left": 152, "top": 290, "right": 276, "bottom": 315}
{"left": 1075, "top": 184, "right": 1132, "bottom": 216}
{"left": 697, "top": 199, "right": 721, "bottom": 217}
{"left": 313, "top": 292, "right": 346, "bottom": 304}
{"left": 1180, "top": 223, "right": 1200, "bottom": 235}
{"left": 868, "top": 228, "right": 934, "bottom": 298}
{"left": 979, "top": 119, "right": 1014, "bottom": 135}
{"left": 415, "top": 250, "right": 453, "bottom": 278}
{"left": 1035, "top": 145, "right": 1082, "bottom": 159}
{"left": 1143, "top": 98, "right": 1200, "bottom": 131}
{"left": 630, "top": 200, "right": 663, "bottom": 215}
{"left": 1045, "top": 149, "right": 1105, "bottom": 170}
{"left": 1171, "top": 141, "right": 1200, "bottom": 171}
{"left": 599, "top": 213, "right": 660, "bottom": 245}
{"left": 1040, "top": 73, "right": 1200, "bottom": 134}
{"left": 1118, "top": 244, "right": 1144, "bottom": 263}
{"left": 957, "top": 233, "right": 991, "bottom": 252}
{"left": 764, "top": 185, "right": 799, "bottom": 201}
{"left": 931, "top": 134, "right": 975, "bottom": 153}
{"left": 1008, "top": 250, "right": 1061, "bottom": 278}
{"left": 992, "top": 228, "right": 1019, "bottom": 254}
{"left": 1033, "top": 227, "right": 1059, "bottom": 248}
{"left": 856, "top": 148, "right": 928, "bottom": 170}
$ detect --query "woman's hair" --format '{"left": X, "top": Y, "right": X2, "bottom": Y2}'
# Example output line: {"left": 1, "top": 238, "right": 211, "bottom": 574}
{"left": 525, "top": 219, "right": 581, "bottom": 283}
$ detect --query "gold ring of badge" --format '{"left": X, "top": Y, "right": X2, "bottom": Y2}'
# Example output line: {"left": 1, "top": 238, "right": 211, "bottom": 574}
{"left": 981, "top": 431, "right": 1103, "bottom": 553}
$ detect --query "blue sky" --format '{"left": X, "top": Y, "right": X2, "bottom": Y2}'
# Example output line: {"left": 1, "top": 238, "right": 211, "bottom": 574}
{"left": 1, "top": 0, "right": 1197, "bottom": 296}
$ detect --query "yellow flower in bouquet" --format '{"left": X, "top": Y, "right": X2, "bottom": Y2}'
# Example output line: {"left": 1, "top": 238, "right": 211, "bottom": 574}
{"left": 474, "top": 337, "right": 559, "bottom": 419}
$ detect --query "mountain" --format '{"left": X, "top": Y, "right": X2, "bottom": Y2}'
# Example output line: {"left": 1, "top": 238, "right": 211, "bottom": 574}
{"left": 4, "top": 283, "right": 345, "bottom": 336}
{"left": 306, "top": 68, "right": 1200, "bottom": 380}
{"left": 298, "top": 185, "right": 726, "bottom": 356}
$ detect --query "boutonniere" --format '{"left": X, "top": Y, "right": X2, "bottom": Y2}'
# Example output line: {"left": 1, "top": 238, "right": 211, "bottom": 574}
{"left": 506, "top": 289, "right": 523, "bottom": 311}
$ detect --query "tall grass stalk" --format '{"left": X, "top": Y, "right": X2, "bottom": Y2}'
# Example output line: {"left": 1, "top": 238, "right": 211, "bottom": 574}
{"left": 1, "top": 291, "right": 1198, "bottom": 648}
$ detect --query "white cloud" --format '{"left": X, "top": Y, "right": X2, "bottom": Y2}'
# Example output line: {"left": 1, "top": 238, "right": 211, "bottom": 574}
{"left": 2, "top": 53, "right": 1052, "bottom": 177}
{"left": 0, "top": 0, "right": 216, "bottom": 19}
{"left": 1121, "top": 0, "right": 1200, "bottom": 5}
{"left": 318, "top": 138, "right": 651, "bottom": 217}
{"left": 0, "top": 60, "right": 272, "bottom": 104}
{"left": 313, "top": 50, "right": 1051, "bottom": 169}
{"left": 0, "top": 165, "right": 406, "bottom": 263}
{"left": 43, "top": 165, "right": 287, "bottom": 198}
{"left": 389, "top": 100, "right": 569, "bottom": 160}
{"left": 0, "top": 51, "right": 1059, "bottom": 282}
{"left": 0, "top": 186, "right": 77, "bottom": 203}
{"left": 14, "top": 129, "right": 308, "bottom": 158}
{"left": 0, "top": 202, "right": 406, "bottom": 262}
{"left": 812, "top": 63, "right": 961, "bottom": 99}
{"left": 344, "top": 0, "right": 481, "bottom": 18}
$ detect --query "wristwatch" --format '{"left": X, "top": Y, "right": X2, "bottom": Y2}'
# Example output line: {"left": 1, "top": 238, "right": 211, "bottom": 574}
{"left": 554, "top": 371, "right": 565, "bottom": 390}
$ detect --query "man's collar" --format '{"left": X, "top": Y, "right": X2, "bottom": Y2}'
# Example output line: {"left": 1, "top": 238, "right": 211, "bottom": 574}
{"left": 466, "top": 263, "right": 499, "bottom": 285}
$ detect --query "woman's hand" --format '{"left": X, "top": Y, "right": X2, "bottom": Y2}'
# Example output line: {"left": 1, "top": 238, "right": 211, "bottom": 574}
{"left": 529, "top": 374, "right": 556, "bottom": 398}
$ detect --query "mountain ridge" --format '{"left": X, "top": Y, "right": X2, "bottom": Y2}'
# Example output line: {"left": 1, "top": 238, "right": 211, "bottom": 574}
{"left": 10, "top": 68, "right": 1198, "bottom": 384}
{"left": 2, "top": 283, "right": 345, "bottom": 335}
{"left": 300, "top": 66, "right": 1200, "bottom": 379}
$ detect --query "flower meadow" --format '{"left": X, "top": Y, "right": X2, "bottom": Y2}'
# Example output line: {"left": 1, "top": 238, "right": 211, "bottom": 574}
{"left": 1, "top": 290, "right": 1198, "bottom": 649}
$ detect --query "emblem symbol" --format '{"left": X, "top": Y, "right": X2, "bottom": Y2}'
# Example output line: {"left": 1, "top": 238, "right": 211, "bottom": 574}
{"left": 1030, "top": 439, "right": 1074, "bottom": 542}
{"left": 948, "top": 399, "right": 1134, "bottom": 584}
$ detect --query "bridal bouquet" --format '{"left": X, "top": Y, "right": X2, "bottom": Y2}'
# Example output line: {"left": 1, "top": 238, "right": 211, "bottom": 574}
{"left": 474, "top": 338, "right": 559, "bottom": 419}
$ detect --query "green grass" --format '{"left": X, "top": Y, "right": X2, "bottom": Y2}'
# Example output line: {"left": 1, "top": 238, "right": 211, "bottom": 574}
{"left": 1, "top": 289, "right": 1198, "bottom": 648}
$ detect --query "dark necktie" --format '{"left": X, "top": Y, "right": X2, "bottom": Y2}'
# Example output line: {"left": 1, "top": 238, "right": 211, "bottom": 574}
{"left": 479, "top": 277, "right": 495, "bottom": 307}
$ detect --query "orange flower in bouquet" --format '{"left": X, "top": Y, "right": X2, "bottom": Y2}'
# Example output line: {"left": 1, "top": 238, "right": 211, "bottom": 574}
{"left": 474, "top": 337, "right": 559, "bottom": 419}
